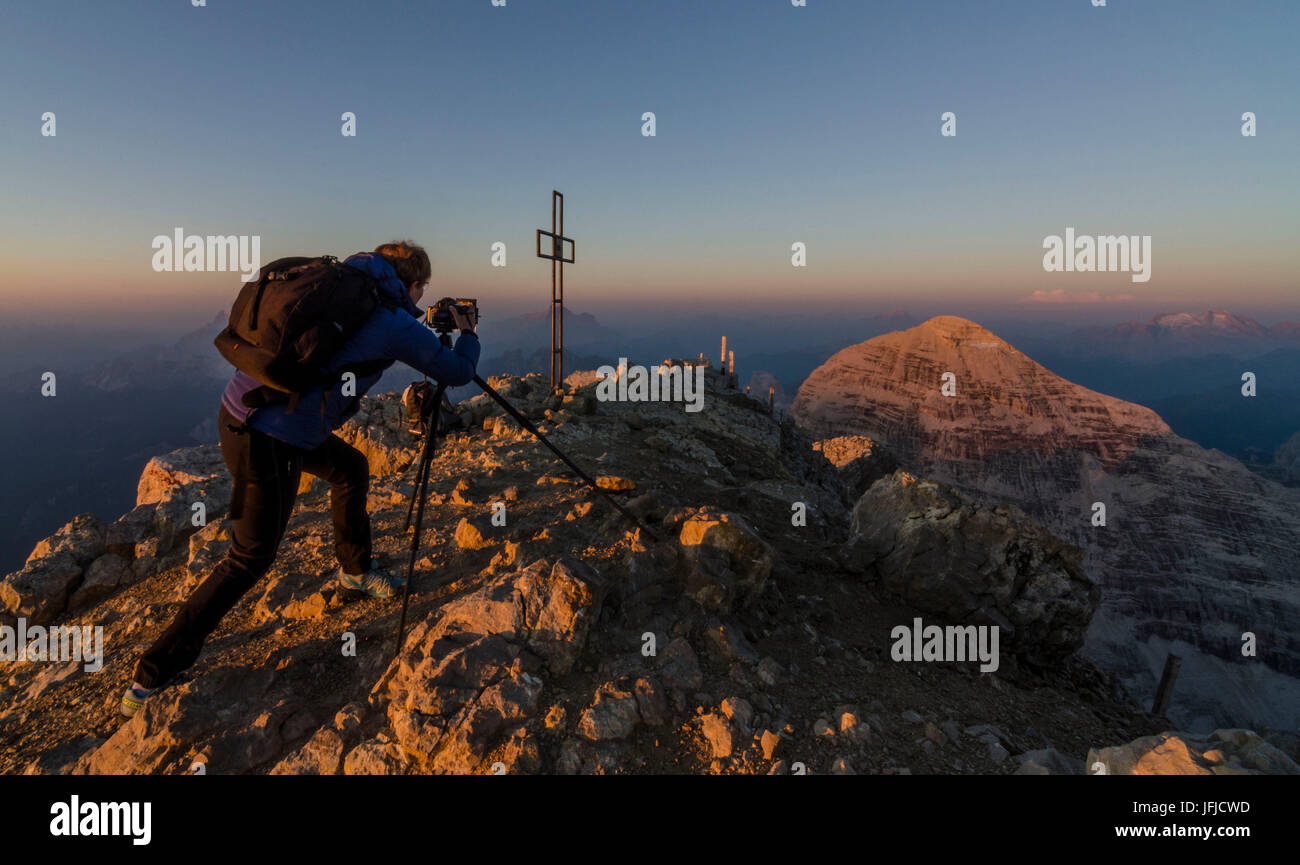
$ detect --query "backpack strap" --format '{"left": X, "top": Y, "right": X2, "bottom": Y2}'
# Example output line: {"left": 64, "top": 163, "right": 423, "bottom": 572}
{"left": 248, "top": 280, "right": 267, "bottom": 331}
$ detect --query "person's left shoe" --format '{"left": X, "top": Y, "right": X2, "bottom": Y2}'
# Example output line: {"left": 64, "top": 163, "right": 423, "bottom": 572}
{"left": 338, "top": 558, "right": 405, "bottom": 600}
{"left": 119, "top": 683, "right": 155, "bottom": 719}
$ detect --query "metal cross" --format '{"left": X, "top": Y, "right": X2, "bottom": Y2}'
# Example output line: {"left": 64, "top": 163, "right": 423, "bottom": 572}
{"left": 536, "top": 190, "right": 576, "bottom": 390}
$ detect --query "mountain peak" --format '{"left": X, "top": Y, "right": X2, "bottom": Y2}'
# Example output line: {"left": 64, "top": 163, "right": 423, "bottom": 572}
{"left": 791, "top": 316, "right": 1172, "bottom": 460}
{"left": 915, "top": 315, "right": 1003, "bottom": 343}
{"left": 1146, "top": 309, "right": 1268, "bottom": 335}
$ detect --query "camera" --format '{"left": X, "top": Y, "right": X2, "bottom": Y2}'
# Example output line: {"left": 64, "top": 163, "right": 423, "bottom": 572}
{"left": 425, "top": 297, "right": 479, "bottom": 334}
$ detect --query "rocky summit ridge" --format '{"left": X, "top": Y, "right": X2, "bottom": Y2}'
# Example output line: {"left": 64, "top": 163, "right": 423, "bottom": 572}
{"left": 2, "top": 363, "right": 1295, "bottom": 775}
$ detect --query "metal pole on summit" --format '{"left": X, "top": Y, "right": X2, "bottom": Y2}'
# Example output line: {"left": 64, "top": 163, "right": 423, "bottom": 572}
{"left": 536, "top": 190, "right": 575, "bottom": 392}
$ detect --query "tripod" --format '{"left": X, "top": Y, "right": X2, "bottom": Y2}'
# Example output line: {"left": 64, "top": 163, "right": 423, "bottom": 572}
{"left": 393, "top": 336, "right": 452, "bottom": 660}
{"left": 391, "top": 349, "right": 661, "bottom": 660}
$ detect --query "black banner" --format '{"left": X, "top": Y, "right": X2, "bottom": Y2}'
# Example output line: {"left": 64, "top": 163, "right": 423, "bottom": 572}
{"left": 6, "top": 775, "right": 1287, "bottom": 852}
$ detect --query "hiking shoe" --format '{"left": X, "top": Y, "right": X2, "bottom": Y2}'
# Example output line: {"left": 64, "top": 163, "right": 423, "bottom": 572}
{"left": 338, "top": 559, "right": 405, "bottom": 600}
{"left": 119, "top": 683, "right": 155, "bottom": 719}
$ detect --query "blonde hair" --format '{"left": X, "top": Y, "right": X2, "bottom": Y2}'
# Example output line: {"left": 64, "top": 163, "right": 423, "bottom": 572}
{"left": 374, "top": 240, "right": 431, "bottom": 288}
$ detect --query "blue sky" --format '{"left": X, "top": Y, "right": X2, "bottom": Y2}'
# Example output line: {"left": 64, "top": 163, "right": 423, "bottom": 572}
{"left": 1, "top": 0, "right": 1296, "bottom": 327}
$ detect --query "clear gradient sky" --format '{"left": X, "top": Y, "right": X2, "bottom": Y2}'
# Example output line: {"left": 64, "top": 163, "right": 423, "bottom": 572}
{"left": 1, "top": 0, "right": 1296, "bottom": 330}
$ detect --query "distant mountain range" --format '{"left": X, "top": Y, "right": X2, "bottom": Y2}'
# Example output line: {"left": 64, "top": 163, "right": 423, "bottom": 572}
{"left": 1017, "top": 309, "right": 1300, "bottom": 363}
{"left": 1003, "top": 310, "right": 1300, "bottom": 476}
{"left": 791, "top": 316, "right": 1300, "bottom": 732}
{"left": 0, "top": 314, "right": 231, "bottom": 573}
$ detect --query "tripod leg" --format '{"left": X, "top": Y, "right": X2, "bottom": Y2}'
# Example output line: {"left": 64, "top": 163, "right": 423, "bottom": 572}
{"left": 393, "top": 382, "right": 449, "bottom": 660}
{"left": 472, "top": 375, "right": 660, "bottom": 543}
{"left": 403, "top": 433, "right": 434, "bottom": 533}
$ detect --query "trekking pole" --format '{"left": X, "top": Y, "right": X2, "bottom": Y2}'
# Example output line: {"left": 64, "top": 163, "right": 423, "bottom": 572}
{"left": 472, "top": 375, "right": 660, "bottom": 543}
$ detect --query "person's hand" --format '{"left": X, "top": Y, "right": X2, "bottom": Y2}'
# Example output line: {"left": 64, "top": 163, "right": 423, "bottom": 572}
{"left": 450, "top": 305, "right": 478, "bottom": 334}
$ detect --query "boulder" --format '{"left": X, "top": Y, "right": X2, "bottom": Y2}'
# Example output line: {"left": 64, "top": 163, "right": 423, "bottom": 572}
{"left": 68, "top": 553, "right": 131, "bottom": 609}
{"left": 615, "top": 538, "right": 682, "bottom": 613}
{"left": 849, "top": 471, "right": 1098, "bottom": 663}
{"left": 269, "top": 727, "right": 346, "bottom": 775}
{"left": 377, "top": 557, "right": 606, "bottom": 773}
{"left": 813, "top": 435, "right": 898, "bottom": 501}
{"left": 672, "top": 507, "right": 772, "bottom": 612}
{"left": 563, "top": 370, "right": 604, "bottom": 391}
{"left": 25, "top": 513, "right": 106, "bottom": 567}
{"left": 430, "top": 662, "right": 543, "bottom": 774}
{"left": 720, "top": 697, "right": 754, "bottom": 736}
{"left": 454, "top": 516, "right": 496, "bottom": 551}
{"left": 512, "top": 558, "right": 607, "bottom": 674}
{"left": 187, "top": 520, "right": 232, "bottom": 580}
{"left": 657, "top": 636, "right": 703, "bottom": 691}
{"left": 578, "top": 685, "right": 641, "bottom": 741}
{"left": 1, "top": 551, "right": 84, "bottom": 626}
{"left": 633, "top": 677, "right": 670, "bottom": 727}
{"left": 705, "top": 619, "right": 760, "bottom": 664}
{"left": 1087, "top": 729, "right": 1300, "bottom": 776}
{"left": 105, "top": 504, "right": 160, "bottom": 561}
{"left": 136, "top": 446, "right": 231, "bottom": 556}
{"left": 562, "top": 393, "right": 597, "bottom": 416}
{"left": 337, "top": 397, "right": 419, "bottom": 477}
{"left": 496, "top": 726, "right": 542, "bottom": 774}
{"left": 699, "top": 712, "right": 735, "bottom": 759}
{"left": 343, "top": 739, "right": 408, "bottom": 775}
{"left": 74, "top": 666, "right": 282, "bottom": 774}
{"left": 137, "top": 447, "right": 227, "bottom": 506}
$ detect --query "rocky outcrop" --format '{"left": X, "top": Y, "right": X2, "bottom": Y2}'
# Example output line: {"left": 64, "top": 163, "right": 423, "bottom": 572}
{"left": 814, "top": 434, "right": 898, "bottom": 501}
{"left": 1085, "top": 729, "right": 1299, "bottom": 775}
{"left": 1, "top": 547, "right": 86, "bottom": 626}
{"left": 23, "top": 512, "right": 108, "bottom": 568}
{"left": 849, "top": 471, "right": 1098, "bottom": 664}
{"left": 669, "top": 507, "right": 773, "bottom": 613}
{"left": 374, "top": 557, "right": 603, "bottom": 773}
{"left": 75, "top": 665, "right": 298, "bottom": 775}
{"left": 791, "top": 316, "right": 1300, "bottom": 730}
{"left": 133, "top": 446, "right": 231, "bottom": 568}
{"left": 2, "top": 446, "right": 233, "bottom": 626}
{"left": 336, "top": 400, "right": 419, "bottom": 476}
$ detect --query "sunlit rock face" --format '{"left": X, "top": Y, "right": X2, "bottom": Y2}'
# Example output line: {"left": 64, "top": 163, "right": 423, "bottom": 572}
{"left": 792, "top": 316, "right": 1300, "bottom": 731}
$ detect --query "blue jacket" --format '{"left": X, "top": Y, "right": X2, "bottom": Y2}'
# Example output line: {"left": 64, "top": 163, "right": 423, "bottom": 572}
{"left": 221, "top": 252, "right": 481, "bottom": 450}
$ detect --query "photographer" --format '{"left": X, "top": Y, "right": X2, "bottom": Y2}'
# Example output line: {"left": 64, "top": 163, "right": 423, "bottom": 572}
{"left": 121, "top": 241, "right": 480, "bottom": 718}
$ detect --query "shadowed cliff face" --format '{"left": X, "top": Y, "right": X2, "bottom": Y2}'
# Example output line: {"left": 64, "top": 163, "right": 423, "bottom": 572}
{"left": 0, "top": 364, "right": 1207, "bottom": 776}
{"left": 791, "top": 316, "right": 1300, "bottom": 732}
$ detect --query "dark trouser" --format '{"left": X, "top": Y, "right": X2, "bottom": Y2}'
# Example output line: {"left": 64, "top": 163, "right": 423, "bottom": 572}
{"left": 133, "top": 404, "right": 372, "bottom": 688}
